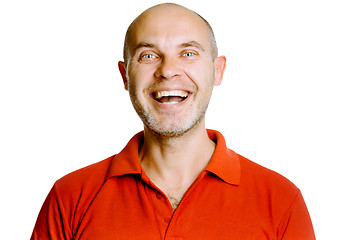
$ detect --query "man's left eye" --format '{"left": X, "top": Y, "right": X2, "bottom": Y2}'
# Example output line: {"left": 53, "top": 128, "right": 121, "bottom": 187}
{"left": 183, "top": 52, "right": 195, "bottom": 57}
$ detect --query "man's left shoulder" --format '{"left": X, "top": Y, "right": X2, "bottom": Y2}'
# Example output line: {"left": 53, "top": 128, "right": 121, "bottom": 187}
{"left": 236, "top": 152, "right": 300, "bottom": 196}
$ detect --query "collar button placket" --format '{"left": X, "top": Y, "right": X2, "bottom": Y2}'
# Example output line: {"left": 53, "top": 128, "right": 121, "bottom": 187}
{"left": 156, "top": 192, "right": 163, "bottom": 199}
{"left": 164, "top": 216, "right": 171, "bottom": 224}
{"left": 148, "top": 187, "right": 174, "bottom": 238}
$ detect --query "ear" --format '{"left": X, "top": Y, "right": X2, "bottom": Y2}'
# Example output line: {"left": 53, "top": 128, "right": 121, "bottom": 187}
{"left": 213, "top": 56, "right": 226, "bottom": 86}
{"left": 118, "top": 61, "right": 128, "bottom": 90}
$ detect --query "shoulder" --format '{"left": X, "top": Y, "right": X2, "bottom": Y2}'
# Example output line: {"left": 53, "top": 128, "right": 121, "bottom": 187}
{"left": 54, "top": 155, "right": 115, "bottom": 195}
{"left": 237, "top": 153, "right": 300, "bottom": 198}
{"left": 236, "top": 154, "right": 304, "bottom": 223}
{"left": 232, "top": 153, "right": 314, "bottom": 236}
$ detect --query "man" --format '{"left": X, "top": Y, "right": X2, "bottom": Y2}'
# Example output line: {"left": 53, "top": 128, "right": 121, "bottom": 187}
{"left": 31, "top": 3, "right": 315, "bottom": 239}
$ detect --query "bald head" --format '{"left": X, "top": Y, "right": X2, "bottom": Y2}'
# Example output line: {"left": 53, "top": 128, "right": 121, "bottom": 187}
{"left": 123, "top": 3, "right": 218, "bottom": 66}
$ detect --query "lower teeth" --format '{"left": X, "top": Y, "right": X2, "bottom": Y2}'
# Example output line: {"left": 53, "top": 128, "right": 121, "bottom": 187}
{"left": 155, "top": 96, "right": 187, "bottom": 104}
{"left": 162, "top": 101, "right": 178, "bottom": 105}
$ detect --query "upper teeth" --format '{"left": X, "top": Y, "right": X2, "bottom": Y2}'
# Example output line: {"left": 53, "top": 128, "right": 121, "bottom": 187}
{"left": 154, "top": 90, "right": 189, "bottom": 99}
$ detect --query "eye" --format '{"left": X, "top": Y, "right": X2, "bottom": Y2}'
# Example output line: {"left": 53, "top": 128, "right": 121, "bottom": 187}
{"left": 183, "top": 52, "right": 195, "bottom": 57}
{"left": 142, "top": 54, "right": 156, "bottom": 59}
{"left": 138, "top": 52, "right": 159, "bottom": 62}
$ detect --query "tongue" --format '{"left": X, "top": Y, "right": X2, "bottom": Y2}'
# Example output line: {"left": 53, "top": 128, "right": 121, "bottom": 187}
{"left": 159, "top": 96, "right": 184, "bottom": 103}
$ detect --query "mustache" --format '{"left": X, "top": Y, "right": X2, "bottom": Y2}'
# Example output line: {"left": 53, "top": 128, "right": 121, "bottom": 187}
{"left": 144, "top": 80, "right": 197, "bottom": 95}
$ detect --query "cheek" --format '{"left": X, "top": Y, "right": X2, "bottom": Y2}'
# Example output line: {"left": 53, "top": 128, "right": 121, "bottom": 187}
{"left": 184, "top": 62, "right": 215, "bottom": 89}
{"left": 128, "top": 65, "right": 155, "bottom": 91}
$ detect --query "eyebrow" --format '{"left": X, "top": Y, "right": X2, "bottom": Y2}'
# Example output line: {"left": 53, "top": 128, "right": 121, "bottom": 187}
{"left": 133, "top": 41, "right": 205, "bottom": 53}
{"left": 180, "top": 41, "right": 205, "bottom": 52}
{"left": 133, "top": 42, "right": 156, "bottom": 53}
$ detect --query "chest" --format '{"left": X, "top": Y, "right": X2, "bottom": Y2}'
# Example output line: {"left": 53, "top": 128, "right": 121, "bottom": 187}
{"left": 161, "top": 185, "right": 189, "bottom": 211}
{"left": 71, "top": 177, "right": 278, "bottom": 240}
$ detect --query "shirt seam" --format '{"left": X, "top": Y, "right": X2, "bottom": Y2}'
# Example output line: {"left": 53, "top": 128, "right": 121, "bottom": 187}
{"left": 53, "top": 181, "right": 72, "bottom": 238}
{"left": 276, "top": 188, "right": 301, "bottom": 237}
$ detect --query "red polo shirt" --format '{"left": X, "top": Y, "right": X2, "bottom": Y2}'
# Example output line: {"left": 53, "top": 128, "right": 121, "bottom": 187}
{"left": 31, "top": 130, "right": 315, "bottom": 239}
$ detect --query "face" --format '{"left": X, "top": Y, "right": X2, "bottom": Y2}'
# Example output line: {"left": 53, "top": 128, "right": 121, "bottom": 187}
{"left": 120, "top": 5, "right": 226, "bottom": 137}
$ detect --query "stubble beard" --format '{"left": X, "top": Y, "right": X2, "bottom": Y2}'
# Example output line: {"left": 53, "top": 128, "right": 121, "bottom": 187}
{"left": 129, "top": 89, "right": 211, "bottom": 139}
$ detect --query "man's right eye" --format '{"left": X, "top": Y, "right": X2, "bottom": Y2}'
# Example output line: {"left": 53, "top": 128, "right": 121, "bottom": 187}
{"left": 141, "top": 54, "right": 156, "bottom": 59}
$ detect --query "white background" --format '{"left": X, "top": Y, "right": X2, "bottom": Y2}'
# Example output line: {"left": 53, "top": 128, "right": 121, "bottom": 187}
{"left": 1, "top": 0, "right": 359, "bottom": 239}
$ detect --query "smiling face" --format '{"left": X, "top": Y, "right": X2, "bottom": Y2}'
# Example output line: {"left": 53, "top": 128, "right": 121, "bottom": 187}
{"left": 120, "top": 4, "right": 226, "bottom": 137}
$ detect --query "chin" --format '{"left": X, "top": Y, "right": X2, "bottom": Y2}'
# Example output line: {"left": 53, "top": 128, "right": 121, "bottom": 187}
{"left": 146, "top": 117, "right": 202, "bottom": 139}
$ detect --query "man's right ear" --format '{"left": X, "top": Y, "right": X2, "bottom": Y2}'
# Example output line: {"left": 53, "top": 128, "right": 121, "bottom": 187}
{"left": 118, "top": 61, "right": 128, "bottom": 90}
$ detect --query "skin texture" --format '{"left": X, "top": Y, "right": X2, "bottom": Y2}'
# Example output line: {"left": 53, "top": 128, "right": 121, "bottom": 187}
{"left": 122, "top": 4, "right": 218, "bottom": 67}
{"left": 118, "top": 3, "right": 226, "bottom": 210}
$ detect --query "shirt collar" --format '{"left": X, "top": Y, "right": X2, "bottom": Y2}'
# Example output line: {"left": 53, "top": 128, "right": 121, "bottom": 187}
{"left": 106, "top": 129, "right": 241, "bottom": 186}
{"left": 204, "top": 130, "right": 241, "bottom": 185}
{"left": 106, "top": 132, "right": 144, "bottom": 179}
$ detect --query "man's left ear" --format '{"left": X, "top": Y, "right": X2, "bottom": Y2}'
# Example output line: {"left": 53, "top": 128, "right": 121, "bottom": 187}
{"left": 214, "top": 56, "right": 226, "bottom": 86}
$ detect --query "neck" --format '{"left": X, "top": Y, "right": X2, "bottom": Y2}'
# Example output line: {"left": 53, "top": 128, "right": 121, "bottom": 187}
{"left": 139, "top": 122, "right": 215, "bottom": 188}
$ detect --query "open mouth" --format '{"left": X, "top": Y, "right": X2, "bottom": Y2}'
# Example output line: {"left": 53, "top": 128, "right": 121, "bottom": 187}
{"left": 152, "top": 90, "right": 189, "bottom": 105}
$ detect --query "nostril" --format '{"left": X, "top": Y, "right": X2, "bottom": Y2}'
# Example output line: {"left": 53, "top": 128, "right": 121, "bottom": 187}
{"left": 155, "top": 58, "right": 182, "bottom": 79}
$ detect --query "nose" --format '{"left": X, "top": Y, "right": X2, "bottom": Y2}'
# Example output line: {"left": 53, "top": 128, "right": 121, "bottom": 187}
{"left": 154, "top": 56, "right": 182, "bottom": 80}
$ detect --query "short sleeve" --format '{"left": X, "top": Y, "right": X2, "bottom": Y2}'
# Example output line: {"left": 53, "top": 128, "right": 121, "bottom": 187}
{"left": 277, "top": 190, "right": 316, "bottom": 240}
{"left": 31, "top": 183, "right": 72, "bottom": 240}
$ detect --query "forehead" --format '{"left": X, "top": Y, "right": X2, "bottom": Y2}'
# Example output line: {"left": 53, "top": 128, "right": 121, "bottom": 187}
{"left": 129, "top": 6, "right": 211, "bottom": 50}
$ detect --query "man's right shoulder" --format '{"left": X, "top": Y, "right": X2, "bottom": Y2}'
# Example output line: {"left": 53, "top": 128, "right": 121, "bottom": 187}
{"left": 53, "top": 155, "right": 115, "bottom": 195}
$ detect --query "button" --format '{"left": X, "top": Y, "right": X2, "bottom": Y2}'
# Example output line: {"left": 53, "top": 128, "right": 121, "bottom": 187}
{"left": 156, "top": 193, "right": 162, "bottom": 199}
{"left": 164, "top": 216, "right": 171, "bottom": 223}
